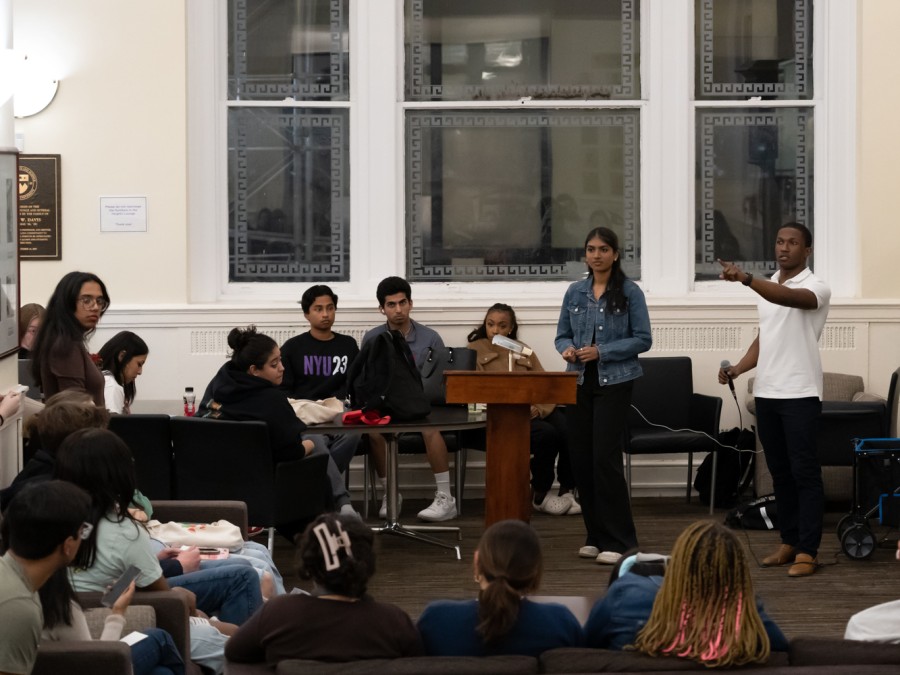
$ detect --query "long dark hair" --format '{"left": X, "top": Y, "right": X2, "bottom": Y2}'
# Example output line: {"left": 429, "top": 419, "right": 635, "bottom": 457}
{"left": 476, "top": 520, "right": 543, "bottom": 644}
{"left": 31, "top": 272, "right": 110, "bottom": 385}
{"left": 98, "top": 331, "right": 149, "bottom": 409}
{"left": 39, "top": 567, "right": 80, "bottom": 629}
{"left": 227, "top": 326, "right": 277, "bottom": 373}
{"left": 54, "top": 428, "right": 139, "bottom": 571}
{"left": 584, "top": 227, "right": 628, "bottom": 314}
{"left": 467, "top": 303, "right": 519, "bottom": 343}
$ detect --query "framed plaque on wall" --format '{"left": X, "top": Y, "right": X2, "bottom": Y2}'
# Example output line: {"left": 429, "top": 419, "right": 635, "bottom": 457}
{"left": 18, "top": 154, "right": 61, "bottom": 261}
{"left": 0, "top": 149, "right": 20, "bottom": 358}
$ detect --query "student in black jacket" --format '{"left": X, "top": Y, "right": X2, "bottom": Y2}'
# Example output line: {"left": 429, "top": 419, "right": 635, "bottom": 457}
{"left": 200, "top": 326, "right": 357, "bottom": 519}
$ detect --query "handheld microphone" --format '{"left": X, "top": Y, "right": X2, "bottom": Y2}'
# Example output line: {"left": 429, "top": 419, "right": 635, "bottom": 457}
{"left": 720, "top": 359, "right": 736, "bottom": 397}
{"left": 492, "top": 334, "right": 533, "bottom": 357}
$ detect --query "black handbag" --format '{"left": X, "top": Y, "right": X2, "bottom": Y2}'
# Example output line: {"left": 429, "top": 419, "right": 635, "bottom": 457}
{"left": 419, "top": 346, "right": 477, "bottom": 406}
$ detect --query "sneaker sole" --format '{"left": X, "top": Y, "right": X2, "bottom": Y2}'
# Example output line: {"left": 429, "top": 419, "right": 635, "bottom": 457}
{"left": 417, "top": 509, "right": 458, "bottom": 522}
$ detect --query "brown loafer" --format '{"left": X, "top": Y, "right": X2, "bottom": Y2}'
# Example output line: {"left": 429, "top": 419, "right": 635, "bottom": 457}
{"left": 761, "top": 544, "right": 797, "bottom": 567}
{"left": 788, "top": 553, "right": 818, "bottom": 577}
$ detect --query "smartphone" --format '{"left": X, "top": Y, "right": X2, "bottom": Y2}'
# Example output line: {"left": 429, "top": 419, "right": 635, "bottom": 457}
{"left": 101, "top": 565, "right": 141, "bottom": 607}
{"left": 197, "top": 547, "right": 221, "bottom": 555}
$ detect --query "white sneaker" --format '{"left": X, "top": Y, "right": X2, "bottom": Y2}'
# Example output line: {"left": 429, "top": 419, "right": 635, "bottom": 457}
{"left": 578, "top": 545, "right": 600, "bottom": 559}
{"left": 378, "top": 493, "right": 403, "bottom": 519}
{"left": 534, "top": 493, "right": 570, "bottom": 515}
{"left": 561, "top": 492, "right": 582, "bottom": 515}
{"left": 417, "top": 491, "right": 457, "bottom": 522}
{"left": 596, "top": 551, "right": 623, "bottom": 565}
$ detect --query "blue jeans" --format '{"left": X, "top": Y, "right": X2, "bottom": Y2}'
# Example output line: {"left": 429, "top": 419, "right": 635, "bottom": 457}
{"left": 130, "top": 627, "right": 184, "bottom": 675}
{"left": 167, "top": 565, "right": 262, "bottom": 624}
{"left": 755, "top": 396, "right": 824, "bottom": 557}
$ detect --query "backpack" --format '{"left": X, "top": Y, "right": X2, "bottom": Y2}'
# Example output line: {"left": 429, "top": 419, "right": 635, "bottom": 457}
{"left": 346, "top": 330, "right": 431, "bottom": 421}
{"left": 693, "top": 427, "right": 755, "bottom": 508}
{"left": 725, "top": 494, "right": 779, "bottom": 531}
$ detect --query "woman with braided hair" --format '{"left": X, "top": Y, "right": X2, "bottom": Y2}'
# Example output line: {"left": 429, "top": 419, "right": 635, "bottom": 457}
{"left": 589, "top": 520, "right": 786, "bottom": 667}
{"left": 417, "top": 520, "right": 583, "bottom": 656}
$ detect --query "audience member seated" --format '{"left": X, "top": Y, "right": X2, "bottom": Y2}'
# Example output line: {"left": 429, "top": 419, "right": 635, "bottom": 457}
{"left": 845, "top": 539, "right": 900, "bottom": 642}
{"left": 98, "top": 330, "right": 148, "bottom": 414}
{"left": 38, "top": 567, "right": 184, "bottom": 675}
{"left": 0, "top": 390, "right": 109, "bottom": 512}
{"left": 199, "top": 325, "right": 357, "bottom": 523}
{"left": 225, "top": 513, "right": 423, "bottom": 666}
{"left": 31, "top": 271, "right": 111, "bottom": 406}
{"left": 417, "top": 519, "right": 583, "bottom": 656}
{"left": 585, "top": 520, "right": 786, "bottom": 668}
{"left": 55, "top": 428, "right": 265, "bottom": 674}
{"left": 467, "top": 303, "right": 579, "bottom": 515}
{"left": 18, "top": 302, "right": 45, "bottom": 360}
{"left": 0, "top": 481, "right": 92, "bottom": 675}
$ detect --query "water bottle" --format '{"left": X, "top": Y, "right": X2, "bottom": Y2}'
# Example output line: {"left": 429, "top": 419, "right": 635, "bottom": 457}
{"left": 183, "top": 387, "right": 196, "bottom": 417}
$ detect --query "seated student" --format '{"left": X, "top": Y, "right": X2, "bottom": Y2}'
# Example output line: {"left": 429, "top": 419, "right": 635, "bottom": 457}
{"left": 200, "top": 325, "right": 357, "bottom": 520}
{"left": 586, "top": 521, "right": 787, "bottom": 667}
{"left": 0, "top": 480, "right": 92, "bottom": 675}
{"left": 467, "top": 303, "right": 579, "bottom": 515}
{"left": 417, "top": 520, "right": 583, "bottom": 656}
{"left": 225, "top": 513, "right": 423, "bottom": 665}
{"left": 39, "top": 568, "right": 184, "bottom": 675}
{"left": 55, "top": 428, "right": 264, "bottom": 674}
{"left": 845, "top": 540, "right": 900, "bottom": 642}
{"left": 98, "top": 330, "right": 148, "bottom": 414}
{"left": 0, "top": 390, "right": 109, "bottom": 512}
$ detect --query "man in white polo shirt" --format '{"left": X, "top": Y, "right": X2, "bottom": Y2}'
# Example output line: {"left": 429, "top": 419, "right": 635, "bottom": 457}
{"left": 716, "top": 223, "right": 831, "bottom": 578}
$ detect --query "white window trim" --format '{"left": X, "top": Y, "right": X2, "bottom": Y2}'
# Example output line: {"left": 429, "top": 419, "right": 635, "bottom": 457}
{"left": 186, "top": 0, "right": 857, "bottom": 306}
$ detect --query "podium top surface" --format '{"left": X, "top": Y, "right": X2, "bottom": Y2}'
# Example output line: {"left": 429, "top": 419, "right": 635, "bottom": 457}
{"left": 445, "top": 371, "right": 577, "bottom": 405}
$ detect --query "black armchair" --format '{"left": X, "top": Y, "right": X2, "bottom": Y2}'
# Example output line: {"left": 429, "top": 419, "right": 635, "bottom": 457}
{"left": 625, "top": 356, "right": 723, "bottom": 513}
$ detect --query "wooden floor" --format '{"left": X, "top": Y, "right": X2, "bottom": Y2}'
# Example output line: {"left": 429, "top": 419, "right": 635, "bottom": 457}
{"left": 271, "top": 497, "right": 900, "bottom": 640}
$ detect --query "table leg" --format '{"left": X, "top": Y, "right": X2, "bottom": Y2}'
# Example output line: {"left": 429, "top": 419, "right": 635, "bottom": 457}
{"left": 370, "top": 433, "right": 461, "bottom": 559}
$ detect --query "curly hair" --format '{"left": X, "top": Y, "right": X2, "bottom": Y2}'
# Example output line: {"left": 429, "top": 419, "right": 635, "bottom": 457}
{"left": 298, "top": 513, "right": 376, "bottom": 598}
{"left": 632, "top": 521, "right": 770, "bottom": 667}
{"left": 466, "top": 303, "right": 519, "bottom": 343}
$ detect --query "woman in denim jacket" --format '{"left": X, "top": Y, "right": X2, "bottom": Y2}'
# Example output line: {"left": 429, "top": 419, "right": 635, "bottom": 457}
{"left": 555, "top": 227, "right": 651, "bottom": 565}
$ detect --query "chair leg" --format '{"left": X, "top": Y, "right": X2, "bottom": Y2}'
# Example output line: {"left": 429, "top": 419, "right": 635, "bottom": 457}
{"left": 454, "top": 447, "right": 467, "bottom": 517}
{"left": 686, "top": 452, "right": 693, "bottom": 503}
{"left": 267, "top": 527, "right": 275, "bottom": 554}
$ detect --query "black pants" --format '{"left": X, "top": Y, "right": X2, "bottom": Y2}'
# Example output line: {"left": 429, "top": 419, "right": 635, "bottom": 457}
{"left": 567, "top": 364, "right": 637, "bottom": 552}
{"left": 531, "top": 408, "right": 575, "bottom": 495}
{"left": 755, "top": 396, "right": 824, "bottom": 557}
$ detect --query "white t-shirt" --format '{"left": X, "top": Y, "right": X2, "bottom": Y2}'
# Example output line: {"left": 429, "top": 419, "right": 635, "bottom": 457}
{"left": 845, "top": 599, "right": 900, "bottom": 643}
{"left": 753, "top": 267, "right": 831, "bottom": 400}
{"left": 104, "top": 372, "right": 126, "bottom": 414}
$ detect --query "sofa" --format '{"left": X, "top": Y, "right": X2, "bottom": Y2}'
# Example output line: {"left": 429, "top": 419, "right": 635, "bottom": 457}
{"left": 33, "top": 500, "right": 249, "bottom": 675}
{"left": 747, "top": 372, "right": 888, "bottom": 502}
{"left": 224, "top": 637, "right": 900, "bottom": 674}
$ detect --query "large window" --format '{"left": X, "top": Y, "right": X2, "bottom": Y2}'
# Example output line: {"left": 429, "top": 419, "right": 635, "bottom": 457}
{"left": 189, "top": 1, "right": 855, "bottom": 301}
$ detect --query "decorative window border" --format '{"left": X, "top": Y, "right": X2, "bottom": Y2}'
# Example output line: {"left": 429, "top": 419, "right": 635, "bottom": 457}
{"left": 406, "top": 0, "right": 638, "bottom": 101}
{"left": 231, "top": 110, "right": 348, "bottom": 281}
{"left": 406, "top": 110, "right": 639, "bottom": 281}
{"left": 696, "top": 109, "right": 811, "bottom": 278}
{"left": 229, "top": 0, "right": 348, "bottom": 100}
{"left": 697, "top": 0, "right": 810, "bottom": 99}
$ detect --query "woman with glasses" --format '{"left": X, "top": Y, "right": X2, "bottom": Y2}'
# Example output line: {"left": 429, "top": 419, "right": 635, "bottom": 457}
{"left": 31, "top": 271, "right": 110, "bottom": 406}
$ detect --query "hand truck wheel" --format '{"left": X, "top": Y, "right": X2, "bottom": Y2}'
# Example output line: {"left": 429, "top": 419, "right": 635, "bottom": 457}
{"left": 841, "top": 523, "right": 876, "bottom": 560}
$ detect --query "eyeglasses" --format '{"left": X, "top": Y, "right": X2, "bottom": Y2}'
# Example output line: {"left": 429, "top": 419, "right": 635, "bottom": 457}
{"left": 78, "top": 295, "right": 108, "bottom": 311}
{"left": 78, "top": 522, "right": 94, "bottom": 540}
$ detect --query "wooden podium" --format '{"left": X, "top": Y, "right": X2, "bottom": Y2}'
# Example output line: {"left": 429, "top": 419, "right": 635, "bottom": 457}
{"left": 445, "top": 371, "right": 577, "bottom": 526}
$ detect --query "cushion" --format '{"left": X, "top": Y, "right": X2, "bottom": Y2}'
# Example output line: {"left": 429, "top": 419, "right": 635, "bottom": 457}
{"left": 276, "top": 655, "right": 538, "bottom": 675}
{"left": 539, "top": 647, "right": 788, "bottom": 673}
{"left": 789, "top": 636, "right": 900, "bottom": 666}
{"left": 83, "top": 606, "right": 157, "bottom": 639}
{"left": 854, "top": 391, "right": 887, "bottom": 403}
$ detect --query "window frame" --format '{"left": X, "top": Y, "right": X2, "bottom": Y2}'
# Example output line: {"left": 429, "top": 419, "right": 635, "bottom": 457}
{"left": 186, "top": 0, "right": 857, "bottom": 304}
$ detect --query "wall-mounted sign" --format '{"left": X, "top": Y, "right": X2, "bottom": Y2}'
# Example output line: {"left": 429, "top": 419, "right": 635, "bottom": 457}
{"left": 100, "top": 196, "right": 148, "bottom": 233}
{"left": 18, "top": 154, "right": 61, "bottom": 260}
